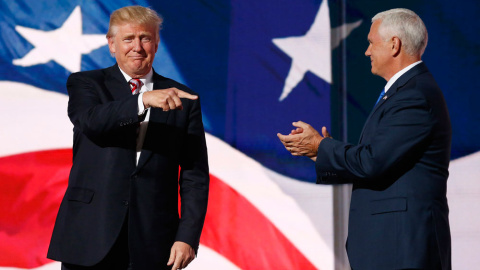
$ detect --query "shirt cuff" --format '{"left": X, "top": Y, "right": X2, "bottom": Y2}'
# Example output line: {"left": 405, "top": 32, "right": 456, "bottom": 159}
{"left": 137, "top": 92, "right": 148, "bottom": 116}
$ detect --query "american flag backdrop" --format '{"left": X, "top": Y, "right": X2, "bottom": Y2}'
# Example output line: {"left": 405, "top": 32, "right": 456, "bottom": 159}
{"left": 0, "top": 0, "right": 479, "bottom": 269}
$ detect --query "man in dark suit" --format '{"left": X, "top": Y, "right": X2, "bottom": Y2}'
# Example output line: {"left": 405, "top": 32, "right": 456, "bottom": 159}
{"left": 278, "top": 8, "right": 451, "bottom": 270}
{"left": 47, "top": 6, "right": 209, "bottom": 270}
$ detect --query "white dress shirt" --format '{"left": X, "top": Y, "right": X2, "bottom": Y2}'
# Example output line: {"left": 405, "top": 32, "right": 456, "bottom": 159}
{"left": 384, "top": 60, "right": 422, "bottom": 93}
{"left": 118, "top": 67, "right": 153, "bottom": 165}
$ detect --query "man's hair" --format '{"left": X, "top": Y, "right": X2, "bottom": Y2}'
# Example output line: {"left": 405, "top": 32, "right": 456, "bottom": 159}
{"left": 372, "top": 8, "right": 428, "bottom": 56}
{"left": 106, "top": 6, "right": 163, "bottom": 40}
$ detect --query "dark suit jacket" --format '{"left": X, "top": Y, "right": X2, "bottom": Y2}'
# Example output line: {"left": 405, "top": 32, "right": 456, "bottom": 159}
{"left": 315, "top": 63, "right": 451, "bottom": 270}
{"left": 47, "top": 64, "right": 209, "bottom": 268}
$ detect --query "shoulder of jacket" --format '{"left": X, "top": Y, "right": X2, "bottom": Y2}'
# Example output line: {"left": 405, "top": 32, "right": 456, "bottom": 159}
{"left": 68, "top": 67, "right": 109, "bottom": 80}
{"left": 152, "top": 72, "right": 198, "bottom": 96}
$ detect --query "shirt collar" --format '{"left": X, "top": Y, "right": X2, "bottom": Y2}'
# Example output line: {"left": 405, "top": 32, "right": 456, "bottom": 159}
{"left": 384, "top": 60, "right": 422, "bottom": 93}
{"left": 118, "top": 67, "right": 153, "bottom": 86}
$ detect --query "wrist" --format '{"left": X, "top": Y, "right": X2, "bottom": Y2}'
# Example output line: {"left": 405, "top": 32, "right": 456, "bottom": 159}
{"left": 142, "top": 91, "right": 150, "bottom": 109}
{"left": 314, "top": 134, "right": 323, "bottom": 149}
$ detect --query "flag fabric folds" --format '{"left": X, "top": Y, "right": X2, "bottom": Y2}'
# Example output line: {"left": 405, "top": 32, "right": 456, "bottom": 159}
{"left": 1, "top": 0, "right": 479, "bottom": 269}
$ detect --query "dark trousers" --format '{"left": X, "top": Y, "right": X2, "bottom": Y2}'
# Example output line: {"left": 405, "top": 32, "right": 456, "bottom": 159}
{"left": 62, "top": 219, "right": 131, "bottom": 270}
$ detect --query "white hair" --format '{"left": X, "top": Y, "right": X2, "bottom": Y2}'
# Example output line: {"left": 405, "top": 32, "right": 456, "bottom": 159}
{"left": 372, "top": 8, "right": 428, "bottom": 56}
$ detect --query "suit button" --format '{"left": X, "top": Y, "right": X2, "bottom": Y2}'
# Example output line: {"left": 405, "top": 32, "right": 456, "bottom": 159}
{"left": 122, "top": 200, "right": 129, "bottom": 206}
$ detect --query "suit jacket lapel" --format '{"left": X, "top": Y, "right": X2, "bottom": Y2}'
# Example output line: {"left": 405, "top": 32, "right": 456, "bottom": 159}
{"left": 358, "top": 90, "right": 397, "bottom": 142}
{"left": 358, "top": 62, "right": 429, "bottom": 143}
{"left": 136, "top": 71, "right": 171, "bottom": 171}
{"left": 104, "top": 64, "right": 132, "bottom": 100}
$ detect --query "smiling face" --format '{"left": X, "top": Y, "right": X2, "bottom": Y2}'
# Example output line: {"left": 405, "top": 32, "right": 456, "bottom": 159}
{"left": 108, "top": 23, "right": 159, "bottom": 78}
{"left": 365, "top": 20, "right": 393, "bottom": 81}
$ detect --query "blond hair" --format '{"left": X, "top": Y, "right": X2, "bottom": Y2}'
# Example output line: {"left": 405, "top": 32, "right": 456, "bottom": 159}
{"left": 106, "top": 6, "right": 163, "bottom": 40}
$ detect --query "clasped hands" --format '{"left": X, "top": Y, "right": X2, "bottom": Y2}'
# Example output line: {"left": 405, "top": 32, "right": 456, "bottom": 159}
{"left": 277, "top": 121, "right": 331, "bottom": 162}
{"left": 143, "top": 87, "right": 197, "bottom": 111}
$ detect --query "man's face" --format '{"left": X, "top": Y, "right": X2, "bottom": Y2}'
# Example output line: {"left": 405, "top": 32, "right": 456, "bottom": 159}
{"left": 365, "top": 20, "right": 392, "bottom": 80}
{"left": 108, "top": 23, "right": 159, "bottom": 78}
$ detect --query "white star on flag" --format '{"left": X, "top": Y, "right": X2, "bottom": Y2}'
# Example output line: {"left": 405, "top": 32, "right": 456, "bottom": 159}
{"left": 273, "top": 0, "right": 361, "bottom": 101}
{"left": 13, "top": 6, "right": 107, "bottom": 73}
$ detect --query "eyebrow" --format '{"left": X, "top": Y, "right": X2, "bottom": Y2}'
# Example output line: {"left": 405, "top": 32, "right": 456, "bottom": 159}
{"left": 121, "top": 32, "right": 153, "bottom": 38}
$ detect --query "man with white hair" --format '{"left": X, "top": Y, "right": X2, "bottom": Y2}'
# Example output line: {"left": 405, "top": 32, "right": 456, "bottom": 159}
{"left": 278, "top": 8, "right": 451, "bottom": 269}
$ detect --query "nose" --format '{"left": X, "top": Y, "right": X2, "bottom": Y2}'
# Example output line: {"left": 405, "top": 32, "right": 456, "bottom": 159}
{"left": 132, "top": 38, "right": 143, "bottom": 52}
{"left": 365, "top": 45, "right": 371, "bottom": 57}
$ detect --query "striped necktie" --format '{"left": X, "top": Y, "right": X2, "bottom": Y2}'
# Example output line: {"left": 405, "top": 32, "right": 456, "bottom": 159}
{"left": 129, "top": 78, "right": 143, "bottom": 95}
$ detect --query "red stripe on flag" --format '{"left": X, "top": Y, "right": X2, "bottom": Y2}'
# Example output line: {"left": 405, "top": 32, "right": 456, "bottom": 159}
{"left": 200, "top": 174, "right": 317, "bottom": 269}
{"left": 0, "top": 149, "right": 317, "bottom": 269}
{"left": 0, "top": 149, "right": 71, "bottom": 268}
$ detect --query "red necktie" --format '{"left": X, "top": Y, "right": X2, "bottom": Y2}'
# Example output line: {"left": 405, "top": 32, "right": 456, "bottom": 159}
{"left": 129, "top": 79, "right": 143, "bottom": 95}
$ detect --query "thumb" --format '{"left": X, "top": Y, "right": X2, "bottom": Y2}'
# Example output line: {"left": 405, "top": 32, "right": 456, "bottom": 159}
{"left": 322, "top": 126, "right": 332, "bottom": 138}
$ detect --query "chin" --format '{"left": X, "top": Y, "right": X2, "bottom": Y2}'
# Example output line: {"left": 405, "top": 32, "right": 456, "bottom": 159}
{"left": 371, "top": 65, "right": 381, "bottom": 75}
{"left": 130, "top": 65, "right": 148, "bottom": 74}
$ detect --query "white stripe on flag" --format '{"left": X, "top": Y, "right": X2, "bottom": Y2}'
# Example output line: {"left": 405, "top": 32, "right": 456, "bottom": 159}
{"left": 0, "top": 81, "right": 334, "bottom": 269}
{"left": 0, "top": 81, "right": 72, "bottom": 158}
{"left": 206, "top": 133, "right": 334, "bottom": 270}
{"left": 448, "top": 150, "right": 480, "bottom": 269}
{"left": 0, "top": 262, "right": 61, "bottom": 270}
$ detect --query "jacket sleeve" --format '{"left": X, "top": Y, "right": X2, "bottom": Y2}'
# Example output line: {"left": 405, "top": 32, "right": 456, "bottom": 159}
{"left": 175, "top": 96, "right": 209, "bottom": 251}
{"left": 315, "top": 90, "right": 433, "bottom": 183}
{"left": 67, "top": 72, "right": 140, "bottom": 144}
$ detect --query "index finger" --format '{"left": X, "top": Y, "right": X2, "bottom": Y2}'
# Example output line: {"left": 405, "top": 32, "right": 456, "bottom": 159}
{"left": 292, "top": 121, "right": 309, "bottom": 129}
{"left": 277, "top": 132, "right": 295, "bottom": 143}
{"left": 175, "top": 89, "right": 198, "bottom": 100}
{"left": 277, "top": 132, "right": 288, "bottom": 141}
{"left": 172, "top": 257, "right": 182, "bottom": 270}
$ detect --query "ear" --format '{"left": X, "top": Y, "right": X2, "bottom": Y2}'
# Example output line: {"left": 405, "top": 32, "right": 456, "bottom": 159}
{"left": 391, "top": 36, "right": 401, "bottom": 56}
{"left": 107, "top": 37, "right": 116, "bottom": 55}
{"left": 155, "top": 35, "right": 160, "bottom": 53}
